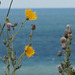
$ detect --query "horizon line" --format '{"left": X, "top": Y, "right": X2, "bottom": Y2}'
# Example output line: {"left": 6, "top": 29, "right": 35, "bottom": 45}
{"left": 0, "top": 7, "right": 75, "bottom": 9}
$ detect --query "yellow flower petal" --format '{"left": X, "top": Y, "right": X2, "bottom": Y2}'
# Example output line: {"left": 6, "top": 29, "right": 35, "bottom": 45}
{"left": 25, "top": 9, "right": 37, "bottom": 20}
{"left": 25, "top": 46, "right": 35, "bottom": 58}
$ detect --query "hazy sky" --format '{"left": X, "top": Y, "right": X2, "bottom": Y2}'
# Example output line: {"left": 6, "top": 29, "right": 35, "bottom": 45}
{"left": 0, "top": 0, "right": 75, "bottom": 8}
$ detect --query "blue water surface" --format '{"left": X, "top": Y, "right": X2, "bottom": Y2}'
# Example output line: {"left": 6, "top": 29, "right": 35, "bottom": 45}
{"left": 0, "top": 8, "right": 75, "bottom": 75}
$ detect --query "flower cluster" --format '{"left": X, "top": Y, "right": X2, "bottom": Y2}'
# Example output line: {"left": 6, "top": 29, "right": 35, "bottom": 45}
{"left": 57, "top": 25, "right": 75, "bottom": 75}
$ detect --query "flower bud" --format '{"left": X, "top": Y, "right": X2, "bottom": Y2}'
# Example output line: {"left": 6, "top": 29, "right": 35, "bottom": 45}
{"left": 13, "top": 22, "right": 18, "bottom": 26}
{"left": 58, "top": 51, "right": 62, "bottom": 56}
{"left": 67, "top": 25, "right": 72, "bottom": 34}
{"left": 67, "top": 24, "right": 71, "bottom": 29}
{"left": 57, "top": 65, "right": 62, "bottom": 73}
{"left": 62, "top": 43, "right": 66, "bottom": 50}
{"left": 60, "top": 37, "right": 66, "bottom": 43}
{"left": 64, "top": 30, "right": 68, "bottom": 38}
{"left": 6, "top": 23, "right": 12, "bottom": 27}
{"left": 31, "top": 23, "right": 36, "bottom": 30}
{"left": 3, "top": 40, "right": 7, "bottom": 45}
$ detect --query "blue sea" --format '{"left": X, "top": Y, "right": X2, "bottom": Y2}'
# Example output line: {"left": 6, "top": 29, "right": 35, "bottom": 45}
{"left": 0, "top": 8, "right": 75, "bottom": 75}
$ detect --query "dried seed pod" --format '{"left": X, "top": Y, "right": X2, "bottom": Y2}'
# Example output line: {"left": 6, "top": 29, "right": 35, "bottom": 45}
{"left": 60, "top": 37, "right": 66, "bottom": 43}
{"left": 58, "top": 51, "right": 62, "bottom": 56}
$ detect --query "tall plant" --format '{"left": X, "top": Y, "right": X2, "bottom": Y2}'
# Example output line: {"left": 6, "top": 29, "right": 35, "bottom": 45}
{"left": 57, "top": 25, "right": 75, "bottom": 75}
{"left": 0, "top": 1, "right": 37, "bottom": 75}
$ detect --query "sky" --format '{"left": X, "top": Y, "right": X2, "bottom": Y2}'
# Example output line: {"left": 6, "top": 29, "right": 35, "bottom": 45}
{"left": 0, "top": 0, "right": 75, "bottom": 8}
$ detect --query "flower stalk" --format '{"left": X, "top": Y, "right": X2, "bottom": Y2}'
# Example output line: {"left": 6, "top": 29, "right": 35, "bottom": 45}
{"left": 0, "top": 0, "right": 13, "bottom": 37}
{"left": 0, "top": 4, "right": 37, "bottom": 75}
{"left": 57, "top": 25, "right": 75, "bottom": 75}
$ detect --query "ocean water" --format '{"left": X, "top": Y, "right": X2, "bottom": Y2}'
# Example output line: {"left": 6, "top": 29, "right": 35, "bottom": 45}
{"left": 0, "top": 8, "right": 75, "bottom": 75}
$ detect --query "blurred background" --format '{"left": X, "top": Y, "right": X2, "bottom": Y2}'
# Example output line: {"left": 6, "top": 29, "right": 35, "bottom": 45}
{"left": 0, "top": 8, "right": 75, "bottom": 75}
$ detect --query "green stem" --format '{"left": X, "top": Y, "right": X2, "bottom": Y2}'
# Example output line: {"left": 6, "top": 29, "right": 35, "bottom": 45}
{"left": 7, "top": 30, "right": 10, "bottom": 75}
{"left": 13, "top": 51, "right": 26, "bottom": 71}
{"left": 29, "top": 30, "right": 33, "bottom": 45}
{"left": 59, "top": 56, "right": 61, "bottom": 63}
{"left": 7, "top": 47, "right": 10, "bottom": 75}
{"left": 67, "top": 71, "right": 70, "bottom": 75}
{"left": 0, "top": 0, "right": 13, "bottom": 37}
{"left": 13, "top": 20, "right": 26, "bottom": 40}
{"left": 11, "top": 28, "right": 14, "bottom": 58}
{"left": 0, "top": 24, "right": 6, "bottom": 41}
{"left": 63, "top": 50, "right": 66, "bottom": 62}
{"left": 12, "top": 27, "right": 34, "bottom": 75}
{"left": 12, "top": 70, "right": 15, "bottom": 75}
{"left": 8, "top": 20, "right": 27, "bottom": 45}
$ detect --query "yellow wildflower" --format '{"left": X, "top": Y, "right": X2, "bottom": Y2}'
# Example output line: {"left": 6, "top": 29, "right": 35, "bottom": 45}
{"left": 25, "top": 9, "right": 37, "bottom": 20}
{"left": 25, "top": 46, "right": 35, "bottom": 58}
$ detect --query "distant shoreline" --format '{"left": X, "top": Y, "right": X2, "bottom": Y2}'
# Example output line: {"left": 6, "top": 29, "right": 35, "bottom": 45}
{"left": 0, "top": 8, "right": 75, "bottom": 9}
